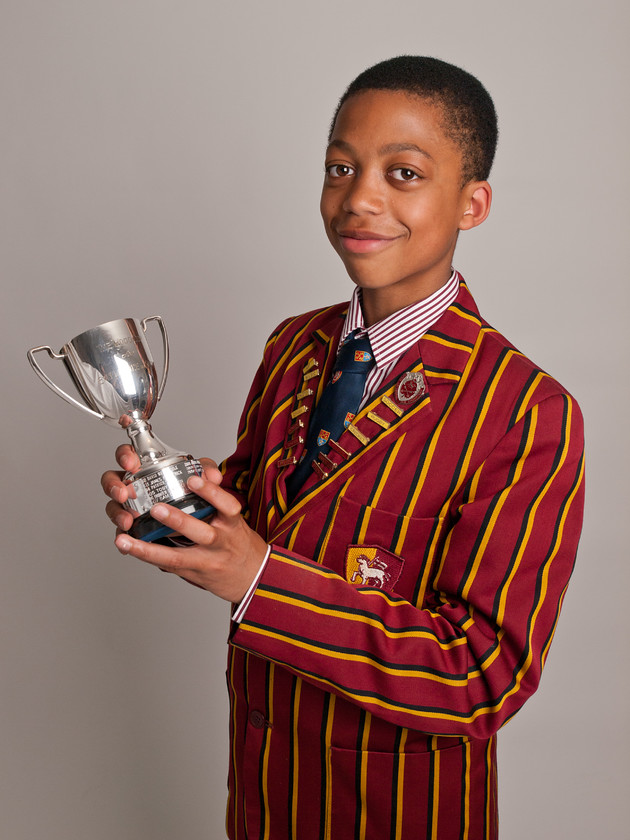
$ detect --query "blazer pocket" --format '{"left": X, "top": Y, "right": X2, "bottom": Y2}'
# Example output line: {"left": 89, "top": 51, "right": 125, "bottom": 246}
{"left": 327, "top": 741, "right": 466, "bottom": 839}
{"left": 320, "top": 496, "right": 445, "bottom": 604}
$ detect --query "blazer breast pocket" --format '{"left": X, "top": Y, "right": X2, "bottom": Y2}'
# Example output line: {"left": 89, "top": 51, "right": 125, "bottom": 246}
{"left": 319, "top": 496, "right": 445, "bottom": 604}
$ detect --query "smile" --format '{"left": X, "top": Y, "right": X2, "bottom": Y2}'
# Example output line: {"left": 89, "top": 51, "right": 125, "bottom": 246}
{"left": 336, "top": 230, "right": 400, "bottom": 255}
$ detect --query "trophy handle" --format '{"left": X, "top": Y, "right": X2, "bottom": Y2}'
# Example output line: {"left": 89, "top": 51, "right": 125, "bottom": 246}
{"left": 141, "top": 315, "right": 169, "bottom": 401}
{"left": 26, "top": 345, "right": 105, "bottom": 420}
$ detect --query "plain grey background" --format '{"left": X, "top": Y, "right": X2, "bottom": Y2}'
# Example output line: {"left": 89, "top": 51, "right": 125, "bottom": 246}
{"left": 2, "top": 1, "right": 628, "bottom": 838}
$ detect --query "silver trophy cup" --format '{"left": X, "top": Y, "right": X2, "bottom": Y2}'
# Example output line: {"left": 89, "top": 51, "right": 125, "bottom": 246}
{"left": 27, "top": 316, "right": 214, "bottom": 542}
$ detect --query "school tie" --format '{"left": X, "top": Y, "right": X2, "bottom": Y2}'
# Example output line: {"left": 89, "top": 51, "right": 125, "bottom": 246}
{"left": 286, "top": 331, "right": 375, "bottom": 501}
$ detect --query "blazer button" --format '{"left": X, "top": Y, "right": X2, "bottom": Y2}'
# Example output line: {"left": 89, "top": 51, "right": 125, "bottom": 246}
{"left": 249, "top": 710, "right": 266, "bottom": 729}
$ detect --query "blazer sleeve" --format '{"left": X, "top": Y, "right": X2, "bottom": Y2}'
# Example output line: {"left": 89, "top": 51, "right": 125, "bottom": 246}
{"left": 230, "top": 391, "right": 585, "bottom": 739}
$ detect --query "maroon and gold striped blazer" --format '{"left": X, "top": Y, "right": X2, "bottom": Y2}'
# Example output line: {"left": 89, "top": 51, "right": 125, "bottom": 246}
{"left": 221, "top": 278, "right": 585, "bottom": 840}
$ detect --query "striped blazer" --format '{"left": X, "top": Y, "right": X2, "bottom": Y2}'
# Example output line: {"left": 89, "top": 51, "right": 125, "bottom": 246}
{"left": 221, "top": 278, "right": 585, "bottom": 840}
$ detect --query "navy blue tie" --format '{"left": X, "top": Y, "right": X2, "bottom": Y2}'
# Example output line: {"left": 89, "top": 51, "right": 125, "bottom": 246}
{"left": 286, "top": 332, "right": 374, "bottom": 500}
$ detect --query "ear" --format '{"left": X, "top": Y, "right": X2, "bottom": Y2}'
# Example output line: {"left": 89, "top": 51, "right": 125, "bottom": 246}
{"left": 458, "top": 181, "right": 492, "bottom": 230}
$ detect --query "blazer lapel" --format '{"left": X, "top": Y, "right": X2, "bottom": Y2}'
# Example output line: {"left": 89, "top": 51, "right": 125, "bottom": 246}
{"left": 269, "top": 318, "right": 344, "bottom": 530}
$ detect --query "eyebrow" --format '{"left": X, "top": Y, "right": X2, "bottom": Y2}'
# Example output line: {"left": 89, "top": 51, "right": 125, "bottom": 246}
{"left": 327, "top": 139, "right": 433, "bottom": 161}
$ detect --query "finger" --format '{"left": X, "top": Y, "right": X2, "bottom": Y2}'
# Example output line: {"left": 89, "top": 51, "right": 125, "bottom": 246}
{"left": 187, "top": 475, "right": 241, "bottom": 518}
{"left": 101, "top": 469, "right": 128, "bottom": 502}
{"left": 199, "top": 457, "right": 222, "bottom": 483}
{"left": 106, "top": 499, "right": 135, "bottom": 531}
{"left": 115, "top": 530, "right": 197, "bottom": 575}
{"left": 149, "top": 502, "right": 218, "bottom": 546}
{"left": 115, "top": 444, "right": 140, "bottom": 473}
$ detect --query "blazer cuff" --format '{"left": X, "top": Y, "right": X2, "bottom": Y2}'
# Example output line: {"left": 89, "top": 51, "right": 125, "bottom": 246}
{"left": 232, "top": 544, "right": 271, "bottom": 623}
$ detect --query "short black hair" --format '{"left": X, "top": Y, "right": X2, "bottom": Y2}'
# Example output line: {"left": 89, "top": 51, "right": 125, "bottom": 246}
{"left": 329, "top": 56, "right": 498, "bottom": 184}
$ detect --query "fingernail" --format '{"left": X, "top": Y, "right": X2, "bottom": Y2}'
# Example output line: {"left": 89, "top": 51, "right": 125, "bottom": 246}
{"left": 152, "top": 503, "right": 169, "bottom": 519}
{"left": 188, "top": 476, "right": 203, "bottom": 490}
{"left": 116, "top": 536, "right": 132, "bottom": 552}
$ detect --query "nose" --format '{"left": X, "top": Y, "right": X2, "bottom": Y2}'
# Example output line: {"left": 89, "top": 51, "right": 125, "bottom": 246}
{"left": 342, "top": 171, "right": 384, "bottom": 215}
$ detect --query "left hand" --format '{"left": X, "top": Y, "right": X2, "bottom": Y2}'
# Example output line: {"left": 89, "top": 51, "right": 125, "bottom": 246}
{"left": 114, "top": 472, "right": 268, "bottom": 604}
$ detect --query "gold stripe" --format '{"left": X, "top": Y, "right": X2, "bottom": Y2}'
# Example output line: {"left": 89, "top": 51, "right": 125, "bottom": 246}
{"left": 485, "top": 738, "right": 494, "bottom": 838}
{"left": 347, "top": 423, "right": 370, "bottom": 445}
{"left": 394, "top": 728, "right": 408, "bottom": 840}
{"left": 367, "top": 410, "right": 391, "bottom": 429}
{"left": 423, "top": 333, "right": 474, "bottom": 352}
{"left": 324, "top": 695, "right": 336, "bottom": 840}
{"left": 227, "top": 652, "right": 240, "bottom": 837}
{"left": 431, "top": 736, "right": 440, "bottom": 840}
{"left": 291, "top": 678, "right": 302, "bottom": 838}
{"left": 514, "top": 371, "right": 547, "bottom": 423}
{"left": 382, "top": 395, "right": 404, "bottom": 417}
{"left": 463, "top": 739, "right": 471, "bottom": 840}
{"left": 260, "top": 662, "right": 274, "bottom": 840}
{"left": 287, "top": 516, "right": 305, "bottom": 552}
{"left": 359, "top": 713, "right": 372, "bottom": 840}
{"left": 371, "top": 436, "right": 405, "bottom": 509}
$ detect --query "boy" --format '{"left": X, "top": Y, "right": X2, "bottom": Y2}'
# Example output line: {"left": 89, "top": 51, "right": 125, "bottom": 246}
{"left": 104, "top": 57, "right": 585, "bottom": 839}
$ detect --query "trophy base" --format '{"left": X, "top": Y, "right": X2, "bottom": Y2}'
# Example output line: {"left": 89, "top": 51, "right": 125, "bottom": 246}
{"left": 129, "top": 494, "right": 216, "bottom": 543}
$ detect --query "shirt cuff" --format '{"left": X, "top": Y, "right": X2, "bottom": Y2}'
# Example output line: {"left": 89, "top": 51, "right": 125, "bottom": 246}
{"left": 232, "top": 544, "right": 271, "bottom": 623}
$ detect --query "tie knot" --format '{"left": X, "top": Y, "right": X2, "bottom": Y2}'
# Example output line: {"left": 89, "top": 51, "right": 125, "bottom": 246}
{"left": 334, "top": 333, "right": 374, "bottom": 373}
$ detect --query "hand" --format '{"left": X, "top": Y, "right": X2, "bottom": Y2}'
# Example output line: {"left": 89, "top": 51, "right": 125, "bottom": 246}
{"left": 102, "top": 451, "right": 267, "bottom": 603}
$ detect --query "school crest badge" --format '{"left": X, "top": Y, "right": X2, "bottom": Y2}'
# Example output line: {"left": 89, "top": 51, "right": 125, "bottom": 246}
{"left": 396, "top": 371, "right": 426, "bottom": 404}
{"left": 332, "top": 371, "right": 343, "bottom": 384}
{"left": 345, "top": 545, "right": 404, "bottom": 592}
{"left": 317, "top": 429, "right": 330, "bottom": 447}
{"left": 344, "top": 412, "right": 355, "bottom": 428}
{"left": 354, "top": 350, "right": 372, "bottom": 362}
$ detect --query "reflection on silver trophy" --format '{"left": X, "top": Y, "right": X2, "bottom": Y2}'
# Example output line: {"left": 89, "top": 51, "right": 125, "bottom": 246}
{"left": 27, "top": 316, "right": 213, "bottom": 542}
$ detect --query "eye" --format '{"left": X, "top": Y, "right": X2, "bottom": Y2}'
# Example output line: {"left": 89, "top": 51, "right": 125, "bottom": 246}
{"left": 389, "top": 168, "right": 421, "bottom": 182}
{"left": 325, "top": 164, "right": 355, "bottom": 178}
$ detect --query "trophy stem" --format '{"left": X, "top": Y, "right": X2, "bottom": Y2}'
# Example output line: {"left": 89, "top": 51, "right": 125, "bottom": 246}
{"left": 125, "top": 418, "right": 183, "bottom": 473}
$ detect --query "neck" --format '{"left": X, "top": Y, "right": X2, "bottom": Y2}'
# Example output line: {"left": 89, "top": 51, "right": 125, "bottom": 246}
{"left": 360, "top": 271, "right": 453, "bottom": 327}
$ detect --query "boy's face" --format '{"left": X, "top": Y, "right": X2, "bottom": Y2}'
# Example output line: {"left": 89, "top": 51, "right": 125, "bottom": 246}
{"left": 321, "top": 90, "right": 480, "bottom": 323}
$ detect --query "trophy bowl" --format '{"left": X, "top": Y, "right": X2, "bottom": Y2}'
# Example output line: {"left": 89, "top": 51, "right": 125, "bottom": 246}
{"left": 27, "top": 316, "right": 214, "bottom": 543}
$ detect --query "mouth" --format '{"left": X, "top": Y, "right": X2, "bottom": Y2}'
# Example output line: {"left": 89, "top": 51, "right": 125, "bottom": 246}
{"left": 336, "top": 229, "right": 400, "bottom": 255}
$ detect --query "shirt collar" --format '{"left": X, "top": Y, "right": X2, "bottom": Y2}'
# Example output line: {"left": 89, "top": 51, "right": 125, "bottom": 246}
{"left": 340, "top": 269, "right": 460, "bottom": 369}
